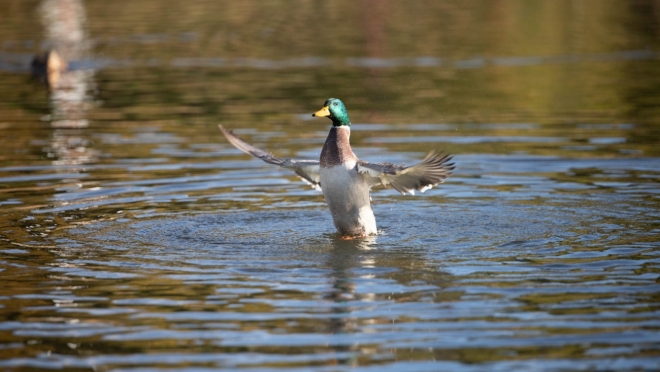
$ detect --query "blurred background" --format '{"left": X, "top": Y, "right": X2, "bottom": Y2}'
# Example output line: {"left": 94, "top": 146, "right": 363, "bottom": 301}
{"left": 1, "top": 1, "right": 660, "bottom": 371}
{"left": 3, "top": 0, "right": 660, "bottom": 135}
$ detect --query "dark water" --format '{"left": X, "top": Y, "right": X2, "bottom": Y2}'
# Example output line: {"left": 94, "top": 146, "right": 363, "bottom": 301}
{"left": 1, "top": 1, "right": 660, "bottom": 371}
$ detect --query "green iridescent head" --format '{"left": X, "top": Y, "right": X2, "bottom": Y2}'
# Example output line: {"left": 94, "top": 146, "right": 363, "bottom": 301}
{"left": 312, "top": 98, "right": 351, "bottom": 127}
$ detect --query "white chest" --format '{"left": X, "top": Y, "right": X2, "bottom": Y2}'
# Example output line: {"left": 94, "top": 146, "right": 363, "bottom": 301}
{"left": 320, "top": 163, "right": 360, "bottom": 202}
{"left": 319, "top": 164, "right": 377, "bottom": 235}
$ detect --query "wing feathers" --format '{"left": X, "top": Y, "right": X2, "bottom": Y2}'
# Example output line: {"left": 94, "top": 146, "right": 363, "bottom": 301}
{"left": 219, "top": 125, "right": 321, "bottom": 190}
{"left": 219, "top": 124, "right": 454, "bottom": 195}
{"left": 357, "top": 151, "right": 454, "bottom": 195}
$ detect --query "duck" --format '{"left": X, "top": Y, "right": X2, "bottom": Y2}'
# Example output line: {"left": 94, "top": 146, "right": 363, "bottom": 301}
{"left": 218, "top": 98, "right": 454, "bottom": 237}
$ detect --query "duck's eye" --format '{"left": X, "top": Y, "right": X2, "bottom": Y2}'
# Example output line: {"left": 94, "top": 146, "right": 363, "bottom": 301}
{"left": 333, "top": 102, "right": 338, "bottom": 106}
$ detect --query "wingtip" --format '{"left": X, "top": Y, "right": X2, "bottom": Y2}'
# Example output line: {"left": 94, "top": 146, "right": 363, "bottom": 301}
{"left": 218, "top": 125, "right": 241, "bottom": 144}
{"left": 424, "top": 149, "right": 453, "bottom": 161}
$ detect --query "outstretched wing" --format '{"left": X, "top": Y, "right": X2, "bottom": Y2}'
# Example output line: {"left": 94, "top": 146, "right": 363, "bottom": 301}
{"left": 219, "top": 125, "right": 321, "bottom": 190}
{"left": 357, "top": 151, "right": 454, "bottom": 195}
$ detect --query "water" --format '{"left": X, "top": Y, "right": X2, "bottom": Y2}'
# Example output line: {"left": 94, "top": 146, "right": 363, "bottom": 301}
{"left": 1, "top": 1, "right": 660, "bottom": 371}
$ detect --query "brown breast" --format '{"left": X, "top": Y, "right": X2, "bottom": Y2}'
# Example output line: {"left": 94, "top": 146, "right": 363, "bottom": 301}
{"left": 320, "top": 127, "right": 358, "bottom": 168}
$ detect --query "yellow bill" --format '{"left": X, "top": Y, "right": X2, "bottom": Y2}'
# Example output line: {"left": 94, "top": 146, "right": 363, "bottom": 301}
{"left": 312, "top": 106, "right": 330, "bottom": 117}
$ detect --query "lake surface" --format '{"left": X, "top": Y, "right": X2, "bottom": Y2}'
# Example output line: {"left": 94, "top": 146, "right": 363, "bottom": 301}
{"left": 1, "top": 1, "right": 660, "bottom": 371}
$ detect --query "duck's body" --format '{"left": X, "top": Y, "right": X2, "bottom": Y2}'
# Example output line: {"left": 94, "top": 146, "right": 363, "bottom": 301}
{"left": 320, "top": 127, "right": 377, "bottom": 236}
{"left": 219, "top": 98, "right": 454, "bottom": 237}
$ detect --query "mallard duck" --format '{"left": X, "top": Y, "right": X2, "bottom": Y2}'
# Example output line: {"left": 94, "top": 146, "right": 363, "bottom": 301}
{"left": 219, "top": 98, "right": 454, "bottom": 237}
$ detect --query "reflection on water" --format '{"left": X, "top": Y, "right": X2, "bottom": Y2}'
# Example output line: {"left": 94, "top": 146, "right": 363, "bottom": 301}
{"left": 32, "top": 0, "right": 99, "bottom": 176}
{"left": 37, "top": 0, "right": 95, "bottom": 129}
{"left": 15, "top": 49, "right": 660, "bottom": 72}
{"left": 1, "top": 0, "right": 660, "bottom": 371}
